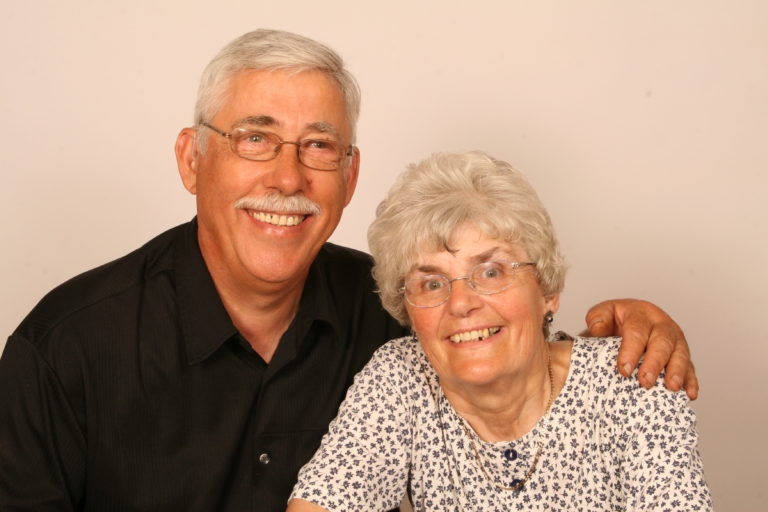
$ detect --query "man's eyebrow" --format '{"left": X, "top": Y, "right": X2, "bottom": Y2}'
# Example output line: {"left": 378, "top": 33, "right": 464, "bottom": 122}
{"left": 235, "top": 115, "right": 278, "bottom": 127}
{"left": 306, "top": 121, "right": 341, "bottom": 139}
{"left": 233, "top": 117, "right": 341, "bottom": 140}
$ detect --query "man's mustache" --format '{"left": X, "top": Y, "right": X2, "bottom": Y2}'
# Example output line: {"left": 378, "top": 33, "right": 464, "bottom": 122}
{"left": 235, "top": 194, "right": 321, "bottom": 215}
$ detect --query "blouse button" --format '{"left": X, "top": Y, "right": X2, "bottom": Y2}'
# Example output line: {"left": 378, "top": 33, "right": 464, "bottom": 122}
{"left": 258, "top": 452, "right": 271, "bottom": 465}
{"left": 503, "top": 448, "right": 518, "bottom": 461}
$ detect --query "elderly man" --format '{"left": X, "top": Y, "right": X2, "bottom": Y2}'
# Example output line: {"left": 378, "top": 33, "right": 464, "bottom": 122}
{"left": 0, "top": 30, "right": 695, "bottom": 511}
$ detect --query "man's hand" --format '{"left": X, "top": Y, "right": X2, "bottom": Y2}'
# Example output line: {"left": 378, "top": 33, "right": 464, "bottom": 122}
{"left": 585, "top": 299, "right": 698, "bottom": 400}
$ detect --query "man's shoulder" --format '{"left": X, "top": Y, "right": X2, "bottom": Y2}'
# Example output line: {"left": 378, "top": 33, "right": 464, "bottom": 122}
{"left": 313, "top": 242, "right": 407, "bottom": 338}
{"left": 313, "top": 242, "right": 377, "bottom": 296}
{"left": 13, "top": 222, "right": 190, "bottom": 344}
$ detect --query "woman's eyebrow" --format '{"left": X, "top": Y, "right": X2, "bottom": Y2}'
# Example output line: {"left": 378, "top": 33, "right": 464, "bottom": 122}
{"left": 412, "top": 264, "right": 442, "bottom": 275}
{"left": 410, "top": 247, "right": 505, "bottom": 275}
{"left": 468, "top": 247, "right": 502, "bottom": 265}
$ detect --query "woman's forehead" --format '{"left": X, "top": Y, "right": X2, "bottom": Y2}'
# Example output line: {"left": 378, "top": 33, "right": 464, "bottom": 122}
{"left": 408, "top": 235, "right": 528, "bottom": 273}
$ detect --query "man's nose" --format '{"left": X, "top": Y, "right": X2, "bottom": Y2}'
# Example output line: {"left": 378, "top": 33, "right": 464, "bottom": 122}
{"left": 267, "top": 142, "right": 307, "bottom": 195}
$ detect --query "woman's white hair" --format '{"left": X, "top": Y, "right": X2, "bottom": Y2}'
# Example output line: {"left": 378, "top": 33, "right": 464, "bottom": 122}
{"left": 368, "top": 151, "right": 567, "bottom": 325}
{"left": 194, "top": 29, "right": 361, "bottom": 150}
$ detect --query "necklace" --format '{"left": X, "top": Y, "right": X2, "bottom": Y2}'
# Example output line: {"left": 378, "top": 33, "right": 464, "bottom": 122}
{"left": 460, "top": 345, "right": 556, "bottom": 492}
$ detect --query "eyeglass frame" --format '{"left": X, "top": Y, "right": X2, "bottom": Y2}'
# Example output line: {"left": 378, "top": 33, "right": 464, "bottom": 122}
{"left": 400, "top": 261, "right": 537, "bottom": 308}
{"left": 199, "top": 121, "right": 355, "bottom": 171}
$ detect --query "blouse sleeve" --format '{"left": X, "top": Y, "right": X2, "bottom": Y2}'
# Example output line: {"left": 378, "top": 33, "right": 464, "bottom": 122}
{"left": 617, "top": 377, "right": 713, "bottom": 511}
{"left": 290, "top": 341, "right": 413, "bottom": 512}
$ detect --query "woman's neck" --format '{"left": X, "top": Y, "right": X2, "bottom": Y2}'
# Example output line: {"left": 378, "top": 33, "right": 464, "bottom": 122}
{"left": 444, "top": 340, "right": 572, "bottom": 442}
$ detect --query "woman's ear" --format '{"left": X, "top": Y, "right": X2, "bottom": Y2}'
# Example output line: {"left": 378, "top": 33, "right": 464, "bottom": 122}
{"left": 544, "top": 294, "right": 560, "bottom": 315}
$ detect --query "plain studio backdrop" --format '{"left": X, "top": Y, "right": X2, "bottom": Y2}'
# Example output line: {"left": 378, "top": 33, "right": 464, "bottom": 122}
{"left": 2, "top": 1, "right": 766, "bottom": 510}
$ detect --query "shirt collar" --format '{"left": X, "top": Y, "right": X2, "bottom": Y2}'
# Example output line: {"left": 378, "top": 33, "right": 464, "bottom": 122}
{"left": 174, "top": 218, "right": 238, "bottom": 364}
{"left": 292, "top": 246, "right": 341, "bottom": 348}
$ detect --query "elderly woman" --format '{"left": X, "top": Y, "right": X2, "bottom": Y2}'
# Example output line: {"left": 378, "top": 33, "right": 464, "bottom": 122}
{"left": 287, "top": 151, "right": 711, "bottom": 511}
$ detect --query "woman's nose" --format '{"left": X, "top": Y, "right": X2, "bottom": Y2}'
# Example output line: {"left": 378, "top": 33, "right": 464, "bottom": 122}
{"left": 446, "top": 277, "right": 482, "bottom": 317}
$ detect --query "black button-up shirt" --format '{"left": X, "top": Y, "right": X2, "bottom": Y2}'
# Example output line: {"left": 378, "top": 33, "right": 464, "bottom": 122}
{"left": 0, "top": 219, "right": 407, "bottom": 511}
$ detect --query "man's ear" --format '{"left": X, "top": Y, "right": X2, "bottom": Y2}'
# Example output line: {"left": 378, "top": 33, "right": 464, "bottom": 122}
{"left": 342, "top": 146, "right": 361, "bottom": 206}
{"left": 175, "top": 127, "right": 200, "bottom": 194}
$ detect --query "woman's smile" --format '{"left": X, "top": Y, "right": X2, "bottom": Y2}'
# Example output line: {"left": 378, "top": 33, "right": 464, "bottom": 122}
{"left": 446, "top": 326, "right": 501, "bottom": 344}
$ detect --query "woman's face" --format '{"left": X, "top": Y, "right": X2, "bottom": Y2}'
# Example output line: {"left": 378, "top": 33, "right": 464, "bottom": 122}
{"left": 406, "top": 223, "right": 559, "bottom": 391}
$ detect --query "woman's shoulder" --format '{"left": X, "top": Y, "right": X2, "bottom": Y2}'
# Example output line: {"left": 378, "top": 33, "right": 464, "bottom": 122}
{"left": 567, "top": 335, "right": 691, "bottom": 416}
{"left": 569, "top": 335, "right": 623, "bottom": 372}
{"left": 356, "top": 336, "right": 436, "bottom": 389}
{"left": 368, "top": 335, "right": 423, "bottom": 366}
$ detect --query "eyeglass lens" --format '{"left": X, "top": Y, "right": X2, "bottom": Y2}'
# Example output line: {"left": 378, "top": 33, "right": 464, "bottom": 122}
{"left": 404, "top": 261, "right": 533, "bottom": 307}
{"left": 231, "top": 130, "right": 345, "bottom": 170}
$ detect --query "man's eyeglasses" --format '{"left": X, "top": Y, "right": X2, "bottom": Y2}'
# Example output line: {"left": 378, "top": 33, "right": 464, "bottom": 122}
{"left": 200, "top": 122, "right": 354, "bottom": 171}
{"left": 401, "top": 261, "right": 536, "bottom": 308}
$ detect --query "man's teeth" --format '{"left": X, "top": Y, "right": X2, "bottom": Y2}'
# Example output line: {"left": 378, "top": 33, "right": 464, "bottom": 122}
{"left": 449, "top": 327, "right": 501, "bottom": 344}
{"left": 251, "top": 211, "right": 305, "bottom": 226}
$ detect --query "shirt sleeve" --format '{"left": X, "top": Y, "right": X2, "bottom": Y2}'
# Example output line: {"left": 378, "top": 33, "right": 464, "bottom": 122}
{"left": 0, "top": 334, "right": 86, "bottom": 511}
{"left": 290, "top": 341, "right": 412, "bottom": 512}
{"left": 617, "top": 379, "right": 713, "bottom": 511}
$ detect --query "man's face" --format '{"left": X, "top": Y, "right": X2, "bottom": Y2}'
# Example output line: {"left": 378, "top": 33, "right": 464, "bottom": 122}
{"left": 177, "top": 69, "right": 359, "bottom": 292}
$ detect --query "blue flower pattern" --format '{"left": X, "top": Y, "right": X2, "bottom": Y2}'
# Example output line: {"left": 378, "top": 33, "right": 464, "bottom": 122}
{"left": 291, "top": 337, "right": 712, "bottom": 511}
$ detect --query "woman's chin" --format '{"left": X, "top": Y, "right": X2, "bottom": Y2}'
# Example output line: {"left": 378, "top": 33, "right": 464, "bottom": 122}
{"left": 445, "top": 362, "right": 508, "bottom": 389}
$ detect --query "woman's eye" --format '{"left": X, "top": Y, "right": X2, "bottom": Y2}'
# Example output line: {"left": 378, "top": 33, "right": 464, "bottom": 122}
{"left": 482, "top": 267, "right": 501, "bottom": 279}
{"left": 424, "top": 279, "right": 445, "bottom": 292}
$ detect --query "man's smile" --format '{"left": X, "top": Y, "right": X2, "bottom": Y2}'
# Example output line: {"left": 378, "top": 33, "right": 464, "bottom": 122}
{"left": 247, "top": 210, "right": 308, "bottom": 227}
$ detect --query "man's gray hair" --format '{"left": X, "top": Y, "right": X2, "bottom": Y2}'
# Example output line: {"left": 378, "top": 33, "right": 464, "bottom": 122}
{"left": 367, "top": 151, "right": 567, "bottom": 325}
{"left": 194, "top": 29, "right": 361, "bottom": 150}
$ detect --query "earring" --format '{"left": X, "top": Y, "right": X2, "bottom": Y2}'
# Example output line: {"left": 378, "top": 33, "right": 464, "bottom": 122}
{"left": 543, "top": 311, "right": 554, "bottom": 339}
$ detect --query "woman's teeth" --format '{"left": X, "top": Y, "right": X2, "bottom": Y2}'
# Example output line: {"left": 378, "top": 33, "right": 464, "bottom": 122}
{"left": 448, "top": 327, "right": 500, "bottom": 344}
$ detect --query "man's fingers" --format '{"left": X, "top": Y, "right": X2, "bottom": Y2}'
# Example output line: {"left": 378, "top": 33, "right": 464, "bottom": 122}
{"left": 613, "top": 306, "right": 655, "bottom": 378}
{"left": 683, "top": 361, "right": 699, "bottom": 401}
{"left": 657, "top": 334, "right": 690, "bottom": 392}
{"left": 585, "top": 301, "right": 618, "bottom": 337}
{"left": 585, "top": 298, "right": 696, "bottom": 397}
{"left": 635, "top": 323, "right": 677, "bottom": 388}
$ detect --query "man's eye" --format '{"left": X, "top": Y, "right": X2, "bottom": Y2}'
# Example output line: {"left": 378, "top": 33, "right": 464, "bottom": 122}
{"left": 304, "top": 139, "right": 336, "bottom": 152}
{"left": 482, "top": 267, "right": 501, "bottom": 279}
{"left": 245, "top": 133, "right": 266, "bottom": 143}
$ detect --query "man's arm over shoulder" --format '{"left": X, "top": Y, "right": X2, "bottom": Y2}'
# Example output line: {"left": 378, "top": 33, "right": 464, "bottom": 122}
{"left": 585, "top": 298, "right": 698, "bottom": 399}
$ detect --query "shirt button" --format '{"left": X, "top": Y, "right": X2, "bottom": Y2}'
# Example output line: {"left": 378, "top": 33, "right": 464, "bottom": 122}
{"left": 259, "top": 453, "right": 271, "bottom": 465}
{"left": 503, "top": 448, "right": 518, "bottom": 461}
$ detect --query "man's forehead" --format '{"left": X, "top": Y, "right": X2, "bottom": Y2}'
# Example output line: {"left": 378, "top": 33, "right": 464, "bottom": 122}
{"left": 215, "top": 69, "right": 351, "bottom": 137}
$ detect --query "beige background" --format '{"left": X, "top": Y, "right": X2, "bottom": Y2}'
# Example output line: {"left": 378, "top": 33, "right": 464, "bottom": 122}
{"left": 2, "top": 1, "right": 766, "bottom": 510}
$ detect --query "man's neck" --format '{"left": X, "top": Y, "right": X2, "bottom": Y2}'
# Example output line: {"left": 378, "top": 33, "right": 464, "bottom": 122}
{"left": 198, "top": 243, "right": 310, "bottom": 363}
{"left": 220, "top": 284, "right": 303, "bottom": 363}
